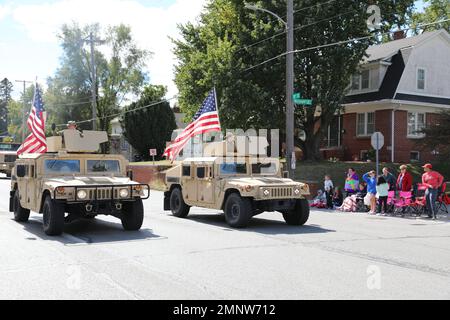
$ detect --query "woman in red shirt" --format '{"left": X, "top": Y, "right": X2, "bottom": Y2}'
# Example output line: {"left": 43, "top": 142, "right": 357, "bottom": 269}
{"left": 422, "top": 164, "right": 444, "bottom": 220}
{"left": 397, "top": 165, "right": 413, "bottom": 192}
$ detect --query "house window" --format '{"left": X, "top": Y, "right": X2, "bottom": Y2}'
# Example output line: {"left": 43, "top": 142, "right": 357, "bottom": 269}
{"left": 361, "top": 70, "right": 370, "bottom": 89}
{"left": 357, "top": 112, "right": 375, "bottom": 136}
{"left": 417, "top": 68, "right": 425, "bottom": 90}
{"left": 407, "top": 112, "right": 426, "bottom": 137}
{"left": 351, "top": 74, "right": 360, "bottom": 90}
{"left": 410, "top": 151, "right": 420, "bottom": 162}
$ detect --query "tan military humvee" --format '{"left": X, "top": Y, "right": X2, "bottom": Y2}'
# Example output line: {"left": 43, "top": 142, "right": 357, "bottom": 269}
{"left": 0, "top": 142, "right": 20, "bottom": 178}
{"left": 9, "top": 130, "right": 149, "bottom": 236}
{"left": 163, "top": 137, "right": 310, "bottom": 228}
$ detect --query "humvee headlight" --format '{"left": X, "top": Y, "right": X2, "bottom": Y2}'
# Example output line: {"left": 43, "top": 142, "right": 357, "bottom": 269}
{"left": 77, "top": 190, "right": 88, "bottom": 200}
{"left": 119, "top": 188, "right": 130, "bottom": 198}
{"left": 294, "top": 188, "right": 301, "bottom": 195}
{"left": 263, "top": 189, "right": 270, "bottom": 197}
{"left": 56, "top": 187, "right": 65, "bottom": 195}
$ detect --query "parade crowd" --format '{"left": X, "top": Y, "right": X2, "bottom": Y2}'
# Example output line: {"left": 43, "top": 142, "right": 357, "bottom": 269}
{"left": 310, "top": 164, "right": 447, "bottom": 220}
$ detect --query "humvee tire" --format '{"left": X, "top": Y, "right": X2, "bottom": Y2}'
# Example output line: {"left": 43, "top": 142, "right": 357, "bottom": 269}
{"left": 13, "top": 190, "right": 30, "bottom": 222}
{"left": 121, "top": 199, "right": 144, "bottom": 231}
{"left": 170, "top": 188, "right": 190, "bottom": 218}
{"left": 42, "top": 196, "right": 65, "bottom": 236}
{"left": 282, "top": 199, "right": 310, "bottom": 226}
{"left": 224, "top": 193, "right": 252, "bottom": 228}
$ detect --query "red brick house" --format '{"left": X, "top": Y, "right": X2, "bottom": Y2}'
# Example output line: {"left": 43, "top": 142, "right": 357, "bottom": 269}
{"left": 322, "top": 29, "right": 450, "bottom": 163}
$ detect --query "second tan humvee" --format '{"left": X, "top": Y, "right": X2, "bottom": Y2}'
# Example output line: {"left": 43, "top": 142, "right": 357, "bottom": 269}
{"left": 164, "top": 138, "right": 310, "bottom": 228}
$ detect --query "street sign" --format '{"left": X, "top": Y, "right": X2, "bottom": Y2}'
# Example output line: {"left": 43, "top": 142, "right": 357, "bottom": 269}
{"left": 293, "top": 93, "right": 312, "bottom": 106}
{"left": 371, "top": 132, "right": 384, "bottom": 177}
{"left": 371, "top": 132, "right": 384, "bottom": 151}
{"left": 296, "top": 99, "right": 313, "bottom": 106}
{"left": 150, "top": 149, "right": 157, "bottom": 165}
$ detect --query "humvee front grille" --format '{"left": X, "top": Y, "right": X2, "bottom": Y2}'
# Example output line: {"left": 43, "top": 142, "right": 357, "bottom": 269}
{"left": 270, "top": 187, "right": 293, "bottom": 198}
{"left": 88, "top": 188, "right": 115, "bottom": 200}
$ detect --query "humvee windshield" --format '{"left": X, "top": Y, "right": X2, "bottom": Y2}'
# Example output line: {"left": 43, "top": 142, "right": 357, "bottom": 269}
{"left": 87, "top": 160, "right": 120, "bottom": 173}
{"left": 219, "top": 162, "right": 247, "bottom": 175}
{"left": 44, "top": 160, "right": 80, "bottom": 174}
{"left": 0, "top": 143, "right": 20, "bottom": 151}
{"left": 251, "top": 162, "right": 278, "bottom": 175}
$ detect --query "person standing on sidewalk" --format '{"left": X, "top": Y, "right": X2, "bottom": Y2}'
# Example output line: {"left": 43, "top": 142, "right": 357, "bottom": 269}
{"left": 422, "top": 164, "right": 444, "bottom": 220}
{"left": 397, "top": 165, "right": 413, "bottom": 192}
{"left": 324, "top": 175, "right": 334, "bottom": 209}
{"left": 382, "top": 167, "right": 397, "bottom": 191}
{"left": 363, "top": 171, "right": 377, "bottom": 214}
{"left": 376, "top": 176, "right": 389, "bottom": 215}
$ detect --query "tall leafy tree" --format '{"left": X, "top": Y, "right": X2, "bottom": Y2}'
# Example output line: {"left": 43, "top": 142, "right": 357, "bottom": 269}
{"left": 46, "top": 23, "right": 150, "bottom": 133}
{"left": 0, "top": 78, "right": 13, "bottom": 135}
{"left": 174, "top": 0, "right": 415, "bottom": 160}
{"left": 410, "top": 0, "right": 450, "bottom": 34}
{"left": 121, "top": 85, "right": 176, "bottom": 160}
{"left": 417, "top": 110, "right": 450, "bottom": 160}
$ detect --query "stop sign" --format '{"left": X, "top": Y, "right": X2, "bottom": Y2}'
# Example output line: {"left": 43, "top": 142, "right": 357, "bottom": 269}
{"left": 371, "top": 132, "right": 385, "bottom": 151}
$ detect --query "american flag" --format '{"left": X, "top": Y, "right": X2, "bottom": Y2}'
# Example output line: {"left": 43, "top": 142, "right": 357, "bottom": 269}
{"left": 17, "top": 84, "right": 47, "bottom": 155}
{"left": 164, "top": 89, "right": 221, "bottom": 161}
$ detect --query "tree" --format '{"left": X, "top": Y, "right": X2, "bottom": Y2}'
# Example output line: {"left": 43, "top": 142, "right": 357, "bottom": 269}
{"left": 417, "top": 110, "right": 450, "bottom": 160}
{"left": 121, "top": 85, "right": 176, "bottom": 160}
{"left": 46, "top": 23, "right": 150, "bottom": 133}
{"left": 173, "top": 0, "right": 415, "bottom": 160}
{"left": 0, "top": 78, "right": 13, "bottom": 135}
{"left": 410, "top": 0, "right": 450, "bottom": 34}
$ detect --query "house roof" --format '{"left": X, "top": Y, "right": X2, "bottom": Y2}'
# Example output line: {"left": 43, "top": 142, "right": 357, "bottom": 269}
{"left": 364, "top": 30, "right": 445, "bottom": 63}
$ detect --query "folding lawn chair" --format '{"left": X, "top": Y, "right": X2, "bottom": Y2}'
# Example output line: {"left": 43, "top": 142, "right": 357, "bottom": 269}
{"left": 393, "top": 191, "right": 414, "bottom": 216}
{"left": 411, "top": 184, "right": 428, "bottom": 217}
{"left": 386, "top": 191, "right": 396, "bottom": 214}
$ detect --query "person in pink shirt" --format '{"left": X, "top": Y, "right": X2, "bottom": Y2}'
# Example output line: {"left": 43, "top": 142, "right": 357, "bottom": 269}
{"left": 422, "top": 164, "right": 444, "bottom": 219}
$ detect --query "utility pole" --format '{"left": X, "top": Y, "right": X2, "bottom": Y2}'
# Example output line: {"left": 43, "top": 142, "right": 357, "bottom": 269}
{"left": 15, "top": 80, "right": 33, "bottom": 142}
{"left": 89, "top": 32, "right": 98, "bottom": 131}
{"left": 245, "top": 1, "right": 296, "bottom": 178}
{"left": 286, "top": 0, "right": 295, "bottom": 179}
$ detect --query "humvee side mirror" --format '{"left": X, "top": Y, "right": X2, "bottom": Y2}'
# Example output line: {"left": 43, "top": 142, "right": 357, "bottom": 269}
{"left": 17, "top": 165, "right": 26, "bottom": 178}
{"left": 283, "top": 171, "right": 290, "bottom": 179}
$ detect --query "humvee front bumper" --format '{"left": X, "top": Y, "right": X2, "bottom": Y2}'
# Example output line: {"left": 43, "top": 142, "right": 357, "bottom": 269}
{"left": 53, "top": 184, "right": 150, "bottom": 203}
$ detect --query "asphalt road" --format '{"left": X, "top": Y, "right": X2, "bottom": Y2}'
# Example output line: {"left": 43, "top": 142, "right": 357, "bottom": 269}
{"left": 1, "top": 178, "right": 449, "bottom": 300}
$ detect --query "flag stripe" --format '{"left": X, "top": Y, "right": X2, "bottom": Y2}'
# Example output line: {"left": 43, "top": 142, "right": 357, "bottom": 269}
{"left": 17, "top": 84, "right": 47, "bottom": 156}
{"left": 163, "top": 89, "right": 221, "bottom": 161}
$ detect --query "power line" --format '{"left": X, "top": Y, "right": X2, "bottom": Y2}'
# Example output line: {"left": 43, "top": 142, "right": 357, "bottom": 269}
{"left": 55, "top": 96, "right": 178, "bottom": 128}
{"left": 242, "top": 19, "right": 450, "bottom": 72}
{"left": 237, "top": 8, "right": 359, "bottom": 53}
{"left": 293, "top": 0, "right": 339, "bottom": 15}
{"left": 47, "top": 100, "right": 92, "bottom": 107}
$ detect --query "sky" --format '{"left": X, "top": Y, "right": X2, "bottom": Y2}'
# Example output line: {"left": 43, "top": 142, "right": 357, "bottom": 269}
{"left": 0, "top": 0, "right": 207, "bottom": 100}
{"left": 0, "top": 0, "right": 426, "bottom": 101}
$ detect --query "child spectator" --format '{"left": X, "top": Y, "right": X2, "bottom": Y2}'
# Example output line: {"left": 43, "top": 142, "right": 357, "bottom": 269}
{"left": 310, "top": 190, "right": 327, "bottom": 208}
{"left": 324, "top": 175, "right": 334, "bottom": 209}
{"left": 332, "top": 187, "right": 343, "bottom": 208}
{"left": 376, "top": 176, "right": 389, "bottom": 215}
{"left": 363, "top": 171, "right": 377, "bottom": 214}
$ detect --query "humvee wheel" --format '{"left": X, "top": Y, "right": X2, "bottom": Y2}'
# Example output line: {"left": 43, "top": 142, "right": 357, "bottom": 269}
{"left": 282, "top": 199, "right": 310, "bottom": 226}
{"left": 13, "top": 190, "right": 30, "bottom": 222}
{"left": 121, "top": 199, "right": 144, "bottom": 231}
{"left": 42, "top": 196, "right": 65, "bottom": 236}
{"left": 170, "top": 188, "right": 190, "bottom": 218}
{"left": 224, "top": 193, "right": 252, "bottom": 228}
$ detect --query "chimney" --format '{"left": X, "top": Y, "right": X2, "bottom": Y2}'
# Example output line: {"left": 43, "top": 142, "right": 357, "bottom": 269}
{"left": 393, "top": 30, "right": 406, "bottom": 40}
